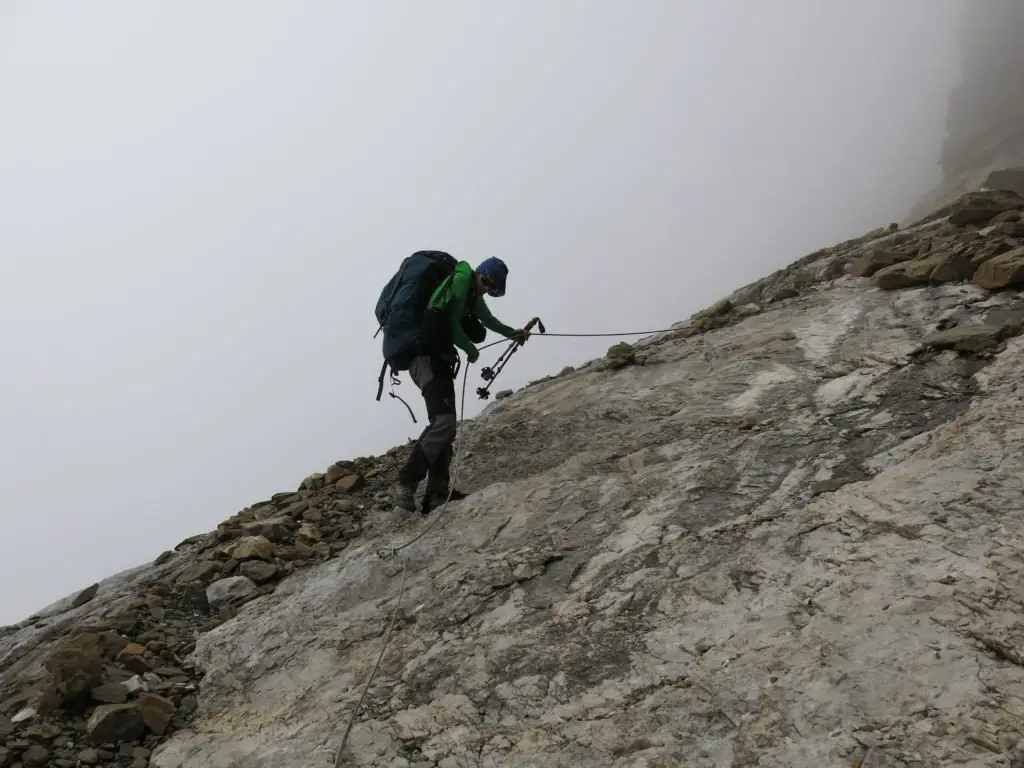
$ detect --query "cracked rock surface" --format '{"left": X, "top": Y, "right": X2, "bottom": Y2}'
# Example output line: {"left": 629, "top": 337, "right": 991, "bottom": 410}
{"left": 3, "top": 189, "right": 1024, "bottom": 767}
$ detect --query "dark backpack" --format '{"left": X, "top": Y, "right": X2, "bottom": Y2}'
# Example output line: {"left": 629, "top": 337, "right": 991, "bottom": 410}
{"left": 374, "top": 250, "right": 458, "bottom": 400}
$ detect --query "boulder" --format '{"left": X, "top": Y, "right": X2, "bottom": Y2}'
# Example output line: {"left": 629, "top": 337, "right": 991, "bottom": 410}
{"left": 239, "top": 561, "right": 279, "bottom": 585}
{"left": 848, "top": 248, "right": 911, "bottom": 277}
{"left": 175, "top": 560, "right": 220, "bottom": 585}
{"left": 36, "top": 633, "right": 106, "bottom": 714}
{"left": 921, "top": 325, "right": 1002, "bottom": 352}
{"left": 973, "top": 246, "right": 1024, "bottom": 289}
{"left": 299, "top": 472, "right": 325, "bottom": 492}
{"left": 948, "top": 189, "right": 1024, "bottom": 227}
{"left": 870, "top": 263, "right": 917, "bottom": 290}
{"left": 137, "top": 693, "right": 176, "bottom": 736}
{"left": 903, "top": 250, "right": 974, "bottom": 283}
{"left": 206, "top": 576, "right": 257, "bottom": 609}
{"left": 86, "top": 703, "right": 144, "bottom": 744}
{"left": 335, "top": 474, "right": 365, "bottom": 493}
{"left": 227, "top": 535, "right": 277, "bottom": 561}
{"left": 325, "top": 463, "right": 353, "bottom": 484}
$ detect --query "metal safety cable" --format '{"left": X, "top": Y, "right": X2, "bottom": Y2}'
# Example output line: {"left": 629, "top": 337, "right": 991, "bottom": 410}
{"left": 476, "top": 325, "right": 680, "bottom": 351}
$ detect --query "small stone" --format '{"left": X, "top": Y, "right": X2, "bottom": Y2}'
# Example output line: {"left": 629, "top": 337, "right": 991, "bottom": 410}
{"left": 119, "top": 642, "right": 147, "bottom": 656}
{"left": 175, "top": 560, "right": 220, "bottom": 585}
{"left": 604, "top": 342, "right": 637, "bottom": 370}
{"left": 704, "top": 298, "right": 733, "bottom": 317}
{"left": 325, "top": 463, "right": 353, "bottom": 484}
{"left": 300, "top": 472, "right": 326, "bottom": 492}
{"left": 21, "top": 744, "right": 50, "bottom": 767}
{"left": 90, "top": 682, "right": 129, "bottom": 704}
{"left": 495, "top": 389, "right": 513, "bottom": 400}
{"left": 86, "top": 703, "right": 145, "bottom": 744}
{"left": 292, "top": 539, "right": 316, "bottom": 559}
{"left": 11, "top": 706, "right": 36, "bottom": 723}
{"left": 921, "top": 325, "right": 1002, "bottom": 352}
{"left": 24, "top": 722, "right": 60, "bottom": 740}
{"left": 335, "top": 474, "right": 365, "bottom": 493}
{"left": 271, "top": 491, "right": 301, "bottom": 506}
{"left": 121, "top": 654, "right": 152, "bottom": 675}
{"left": 227, "top": 535, "right": 277, "bottom": 561}
{"left": 206, "top": 576, "right": 258, "bottom": 608}
{"left": 78, "top": 749, "right": 101, "bottom": 766}
{"left": 302, "top": 507, "right": 323, "bottom": 523}
{"left": 151, "top": 665, "right": 186, "bottom": 678}
{"left": 137, "top": 693, "right": 176, "bottom": 736}
{"left": 123, "top": 675, "right": 146, "bottom": 693}
{"left": 736, "top": 414, "right": 759, "bottom": 430}
{"left": 239, "top": 561, "right": 279, "bottom": 585}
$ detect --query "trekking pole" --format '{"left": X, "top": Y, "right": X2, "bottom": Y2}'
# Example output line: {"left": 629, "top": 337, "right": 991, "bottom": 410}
{"left": 476, "top": 316, "right": 545, "bottom": 400}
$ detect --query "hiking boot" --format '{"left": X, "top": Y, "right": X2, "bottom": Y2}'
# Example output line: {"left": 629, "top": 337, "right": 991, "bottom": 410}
{"left": 422, "top": 488, "right": 469, "bottom": 515}
{"left": 389, "top": 481, "right": 417, "bottom": 512}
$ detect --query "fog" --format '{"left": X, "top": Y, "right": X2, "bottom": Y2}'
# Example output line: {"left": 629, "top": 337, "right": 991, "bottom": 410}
{"left": 0, "top": 1, "right": 962, "bottom": 624}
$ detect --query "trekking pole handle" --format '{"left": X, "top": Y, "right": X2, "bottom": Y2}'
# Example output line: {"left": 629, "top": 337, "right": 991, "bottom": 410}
{"left": 525, "top": 317, "right": 545, "bottom": 335}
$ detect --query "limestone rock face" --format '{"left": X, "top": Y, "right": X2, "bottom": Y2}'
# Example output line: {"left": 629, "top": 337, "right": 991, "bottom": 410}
{"left": 4, "top": 197, "right": 1024, "bottom": 767}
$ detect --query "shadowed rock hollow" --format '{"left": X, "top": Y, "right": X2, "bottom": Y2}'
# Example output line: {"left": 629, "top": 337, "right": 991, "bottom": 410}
{"left": 2, "top": 188, "right": 1024, "bottom": 767}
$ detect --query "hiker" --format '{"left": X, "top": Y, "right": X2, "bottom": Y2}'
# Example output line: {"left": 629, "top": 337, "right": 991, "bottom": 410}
{"left": 388, "top": 256, "right": 529, "bottom": 513}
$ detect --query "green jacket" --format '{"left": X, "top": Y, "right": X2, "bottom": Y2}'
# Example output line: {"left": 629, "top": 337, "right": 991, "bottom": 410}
{"left": 427, "top": 261, "right": 517, "bottom": 359}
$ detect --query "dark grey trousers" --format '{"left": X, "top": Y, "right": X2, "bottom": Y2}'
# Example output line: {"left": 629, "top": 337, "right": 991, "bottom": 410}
{"left": 397, "top": 355, "right": 457, "bottom": 496}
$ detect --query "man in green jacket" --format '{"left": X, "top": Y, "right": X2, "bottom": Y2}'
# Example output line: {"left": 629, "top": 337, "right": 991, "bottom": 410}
{"left": 391, "top": 257, "right": 529, "bottom": 513}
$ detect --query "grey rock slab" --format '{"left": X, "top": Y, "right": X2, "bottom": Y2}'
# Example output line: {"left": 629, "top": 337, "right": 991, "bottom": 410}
{"left": 205, "top": 577, "right": 257, "bottom": 609}
{"left": 149, "top": 275, "right": 1024, "bottom": 767}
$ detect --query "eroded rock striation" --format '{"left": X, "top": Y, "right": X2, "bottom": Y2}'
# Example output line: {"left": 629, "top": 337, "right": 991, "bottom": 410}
{"left": 3, "top": 188, "right": 1024, "bottom": 766}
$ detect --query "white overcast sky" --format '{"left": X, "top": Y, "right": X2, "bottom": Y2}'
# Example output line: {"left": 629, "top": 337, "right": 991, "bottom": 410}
{"left": 0, "top": 1, "right": 962, "bottom": 624}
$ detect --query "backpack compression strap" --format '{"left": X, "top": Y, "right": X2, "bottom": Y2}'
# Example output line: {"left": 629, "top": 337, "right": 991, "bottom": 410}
{"left": 376, "top": 361, "right": 418, "bottom": 422}
{"left": 376, "top": 360, "right": 388, "bottom": 401}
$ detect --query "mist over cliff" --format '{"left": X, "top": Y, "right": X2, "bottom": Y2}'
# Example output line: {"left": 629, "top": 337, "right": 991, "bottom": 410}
{"left": 908, "top": 0, "right": 1024, "bottom": 220}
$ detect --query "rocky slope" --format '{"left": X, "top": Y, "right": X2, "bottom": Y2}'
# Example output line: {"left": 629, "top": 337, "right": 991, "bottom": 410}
{"left": 3, "top": 188, "right": 1024, "bottom": 767}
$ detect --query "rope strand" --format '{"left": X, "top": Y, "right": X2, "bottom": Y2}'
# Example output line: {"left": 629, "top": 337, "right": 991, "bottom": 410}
{"left": 339, "top": 322, "right": 679, "bottom": 762}
{"left": 335, "top": 363, "right": 472, "bottom": 765}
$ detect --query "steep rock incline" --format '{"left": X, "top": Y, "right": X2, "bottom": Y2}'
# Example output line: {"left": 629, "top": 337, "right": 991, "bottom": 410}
{"left": 2, "top": 189, "right": 1024, "bottom": 767}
